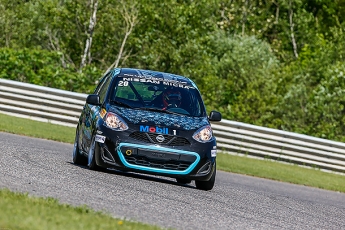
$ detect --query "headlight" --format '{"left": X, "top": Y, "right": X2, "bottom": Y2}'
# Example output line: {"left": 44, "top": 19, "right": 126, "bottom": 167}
{"left": 104, "top": 112, "right": 128, "bottom": 131}
{"left": 192, "top": 125, "right": 213, "bottom": 143}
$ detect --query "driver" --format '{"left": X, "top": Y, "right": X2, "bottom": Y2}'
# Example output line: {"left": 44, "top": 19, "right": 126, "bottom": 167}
{"left": 162, "top": 88, "right": 182, "bottom": 110}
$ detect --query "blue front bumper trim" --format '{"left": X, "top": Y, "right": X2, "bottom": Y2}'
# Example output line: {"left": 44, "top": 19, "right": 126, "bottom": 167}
{"left": 117, "top": 143, "right": 200, "bottom": 175}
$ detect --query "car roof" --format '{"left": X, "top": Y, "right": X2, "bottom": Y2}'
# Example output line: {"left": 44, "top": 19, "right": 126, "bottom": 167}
{"left": 118, "top": 68, "right": 193, "bottom": 84}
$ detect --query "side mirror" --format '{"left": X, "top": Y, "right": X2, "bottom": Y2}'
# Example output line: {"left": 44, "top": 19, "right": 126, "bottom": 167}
{"left": 86, "top": 94, "right": 101, "bottom": 106}
{"left": 209, "top": 111, "right": 221, "bottom": 121}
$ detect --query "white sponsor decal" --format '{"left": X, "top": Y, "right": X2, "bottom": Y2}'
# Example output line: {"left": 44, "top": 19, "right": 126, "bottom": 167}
{"left": 120, "top": 76, "right": 194, "bottom": 89}
{"left": 211, "top": 150, "right": 217, "bottom": 157}
{"left": 95, "top": 134, "right": 106, "bottom": 143}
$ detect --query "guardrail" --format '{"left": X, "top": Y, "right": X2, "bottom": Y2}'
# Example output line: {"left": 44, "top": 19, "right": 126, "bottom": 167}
{"left": 0, "top": 79, "right": 87, "bottom": 127}
{"left": 1, "top": 78, "right": 345, "bottom": 173}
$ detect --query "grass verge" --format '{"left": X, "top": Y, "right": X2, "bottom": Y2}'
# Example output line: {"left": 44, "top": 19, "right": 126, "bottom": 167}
{"left": 0, "top": 189, "right": 160, "bottom": 230}
{"left": 0, "top": 113, "right": 75, "bottom": 143}
{"left": 217, "top": 153, "right": 345, "bottom": 193}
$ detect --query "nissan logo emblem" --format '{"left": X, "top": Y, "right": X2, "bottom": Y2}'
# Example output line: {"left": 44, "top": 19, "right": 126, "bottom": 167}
{"left": 156, "top": 135, "right": 165, "bottom": 143}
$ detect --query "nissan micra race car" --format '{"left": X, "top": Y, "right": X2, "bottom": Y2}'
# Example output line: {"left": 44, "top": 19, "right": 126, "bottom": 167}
{"left": 72, "top": 68, "right": 221, "bottom": 190}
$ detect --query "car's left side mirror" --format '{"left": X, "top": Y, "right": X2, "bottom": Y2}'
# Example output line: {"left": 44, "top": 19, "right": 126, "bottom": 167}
{"left": 86, "top": 94, "right": 101, "bottom": 106}
{"left": 208, "top": 111, "right": 222, "bottom": 121}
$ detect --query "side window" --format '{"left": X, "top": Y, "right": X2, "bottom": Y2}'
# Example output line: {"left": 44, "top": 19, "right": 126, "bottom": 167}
{"left": 94, "top": 77, "right": 107, "bottom": 94}
{"left": 93, "top": 71, "right": 114, "bottom": 94}
{"left": 98, "top": 76, "right": 113, "bottom": 103}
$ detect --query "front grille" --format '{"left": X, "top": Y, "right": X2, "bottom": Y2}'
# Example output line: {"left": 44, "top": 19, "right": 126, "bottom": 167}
{"left": 129, "top": 132, "right": 190, "bottom": 146}
{"left": 124, "top": 155, "right": 191, "bottom": 171}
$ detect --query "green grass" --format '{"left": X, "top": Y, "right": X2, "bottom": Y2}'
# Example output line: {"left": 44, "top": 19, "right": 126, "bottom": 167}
{"left": 217, "top": 153, "right": 345, "bottom": 193}
{"left": 0, "top": 113, "right": 75, "bottom": 143}
{"left": 0, "top": 189, "right": 160, "bottom": 230}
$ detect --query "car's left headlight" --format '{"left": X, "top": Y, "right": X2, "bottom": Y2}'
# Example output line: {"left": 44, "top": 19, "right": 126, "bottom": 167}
{"left": 192, "top": 125, "right": 213, "bottom": 143}
{"left": 104, "top": 112, "right": 128, "bottom": 131}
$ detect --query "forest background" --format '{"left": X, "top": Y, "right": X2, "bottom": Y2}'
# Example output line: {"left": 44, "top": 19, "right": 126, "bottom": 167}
{"left": 1, "top": 0, "right": 345, "bottom": 142}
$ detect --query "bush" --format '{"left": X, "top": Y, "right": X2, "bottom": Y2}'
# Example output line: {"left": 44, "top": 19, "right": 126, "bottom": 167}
{"left": 183, "top": 33, "right": 279, "bottom": 125}
{"left": 0, "top": 48, "right": 102, "bottom": 93}
{"left": 270, "top": 34, "right": 345, "bottom": 141}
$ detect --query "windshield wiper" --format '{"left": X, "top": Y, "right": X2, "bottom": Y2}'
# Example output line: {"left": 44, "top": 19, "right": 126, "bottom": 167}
{"left": 110, "top": 100, "right": 133, "bottom": 109}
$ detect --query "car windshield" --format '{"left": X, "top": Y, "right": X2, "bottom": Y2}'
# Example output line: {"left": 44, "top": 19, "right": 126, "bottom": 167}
{"left": 111, "top": 75, "right": 206, "bottom": 117}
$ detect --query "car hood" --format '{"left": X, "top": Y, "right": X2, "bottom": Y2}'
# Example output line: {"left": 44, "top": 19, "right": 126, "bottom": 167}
{"left": 110, "top": 106, "right": 209, "bottom": 130}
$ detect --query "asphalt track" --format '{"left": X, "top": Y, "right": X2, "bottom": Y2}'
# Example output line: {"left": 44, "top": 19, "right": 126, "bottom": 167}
{"left": 1, "top": 132, "right": 345, "bottom": 230}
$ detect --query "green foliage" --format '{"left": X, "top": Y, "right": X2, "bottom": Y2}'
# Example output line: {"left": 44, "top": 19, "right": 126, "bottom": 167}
{"left": 1, "top": 0, "right": 345, "bottom": 141}
{"left": 270, "top": 33, "right": 345, "bottom": 141}
{"left": 182, "top": 33, "right": 279, "bottom": 125}
{"left": 274, "top": 60, "right": 345, "bottom": 141}
{"left": 217, "top": 0, "right": 316, "bottom": 61}
{"left": 0, "top": 48, "right": 102, "bottom": 93}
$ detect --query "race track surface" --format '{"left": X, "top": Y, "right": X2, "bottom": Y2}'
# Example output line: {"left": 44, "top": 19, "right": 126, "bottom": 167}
{"left": 1, "top": 132, "right": 345, "bottom": 229}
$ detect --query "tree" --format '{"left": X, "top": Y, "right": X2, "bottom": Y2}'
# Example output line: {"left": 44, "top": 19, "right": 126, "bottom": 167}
{"left": 80, "top": 0, "right": 99, "bottom": 72}
{"left": 104, "top": 0, "right": 139, "bottom": 74}
{"left": 177, "top": 31, "right": 279, "bottom": 124}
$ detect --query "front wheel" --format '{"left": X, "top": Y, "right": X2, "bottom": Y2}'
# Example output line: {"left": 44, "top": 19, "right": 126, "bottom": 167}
{"left": 195, "top": 166, "right": 216, "bottom": 191}
{"left": 87, "top": 135, "right": 101, "bottom": 170}
{"left": 72, "top": 128, "right": 87, "bottom": 165}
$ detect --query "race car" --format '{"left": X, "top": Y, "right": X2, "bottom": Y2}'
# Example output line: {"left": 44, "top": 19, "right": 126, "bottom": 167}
{"left": 72, "top": 68, "right": 221, "bottom": 190}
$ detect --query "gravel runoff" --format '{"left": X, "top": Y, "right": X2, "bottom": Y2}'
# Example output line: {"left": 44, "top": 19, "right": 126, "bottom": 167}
{"left": 1, "top": 132, "right": 345, "bottom": 230}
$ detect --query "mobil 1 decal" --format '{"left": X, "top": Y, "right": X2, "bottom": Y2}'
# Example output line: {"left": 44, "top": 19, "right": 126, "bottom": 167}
{"left": 139, "top": 125, "right": 178, "bottom": 135}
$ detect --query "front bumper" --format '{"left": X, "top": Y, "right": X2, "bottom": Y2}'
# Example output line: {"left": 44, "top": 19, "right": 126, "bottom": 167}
{"left": 94, "top": 126, "right": 216, "bottom": 181}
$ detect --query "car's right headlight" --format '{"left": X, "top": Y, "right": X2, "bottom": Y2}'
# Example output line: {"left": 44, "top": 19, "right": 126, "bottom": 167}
{"left": 104, "top": 112, "right": 128, "bottom": 131}
{"left": 192, "top": 125, "right": 213, "bottom": 143}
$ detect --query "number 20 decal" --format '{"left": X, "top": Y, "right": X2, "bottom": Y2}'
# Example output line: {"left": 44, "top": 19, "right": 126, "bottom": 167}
{"left": 118, "top": 81, "right": 129, "bottom": 86}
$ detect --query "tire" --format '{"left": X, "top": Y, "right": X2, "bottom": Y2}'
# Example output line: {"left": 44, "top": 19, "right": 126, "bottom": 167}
{"left": 176, "top": 178, "right": 192, "bottom": 184}
{"left": 72, "top": 128, "right": 87, "bottom": 165}
{"left": 195, "top": 166, "right": 216, "bottom": 191}
{"left": 87, "top": 135, "right": 101, "bottom": 171}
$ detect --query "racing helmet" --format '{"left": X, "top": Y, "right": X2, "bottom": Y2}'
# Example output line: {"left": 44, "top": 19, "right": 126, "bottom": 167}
{"left": 162, "top": 88, "right": 182, "bottom": 108}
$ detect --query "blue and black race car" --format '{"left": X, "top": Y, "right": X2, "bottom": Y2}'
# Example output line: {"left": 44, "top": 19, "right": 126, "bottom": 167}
{"left": 72, "top": 68, "right": 221, "bottom": 190}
